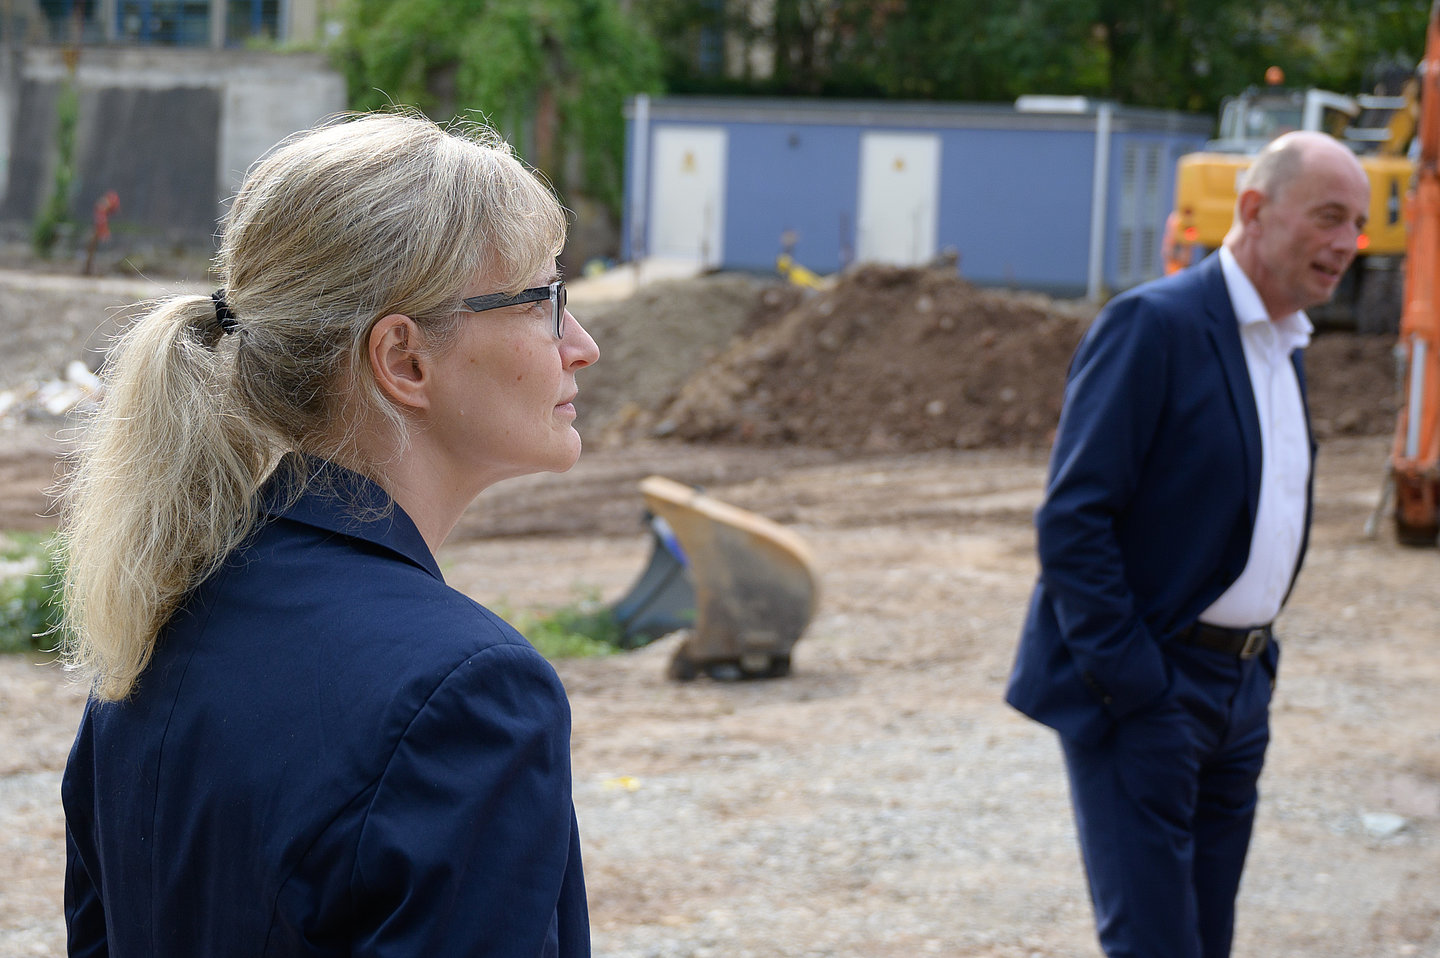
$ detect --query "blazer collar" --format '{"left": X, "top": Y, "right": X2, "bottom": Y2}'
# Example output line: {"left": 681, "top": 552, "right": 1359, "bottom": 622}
{"left": 259, "top": 454, "right": 443, "bottom": 581}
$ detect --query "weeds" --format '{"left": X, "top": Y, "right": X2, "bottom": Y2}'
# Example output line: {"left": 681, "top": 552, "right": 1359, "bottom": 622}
{"left": 503, "top": 591, "right": 623, "bottom": 660}
{"left": 0, "top": 539, "right": 622, "bottom": 661}
{"left": 32, "top": 80, "right": 79, "bottom": 258}
{"left": 0, "top": 533, "right": 65, "bottom": 655}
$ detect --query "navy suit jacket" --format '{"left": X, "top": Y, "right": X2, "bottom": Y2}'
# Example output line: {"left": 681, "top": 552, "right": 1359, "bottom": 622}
{"left": 1006, "top": 254, "right": 1312, "bottom": 746}
{"left": 63, "top": 457, "right": 588, "bottom": 957}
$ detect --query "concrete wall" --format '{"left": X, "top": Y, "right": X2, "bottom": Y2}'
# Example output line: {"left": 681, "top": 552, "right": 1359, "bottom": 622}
{"left": 0, "top": 46, "right": 346, "bottom": 241}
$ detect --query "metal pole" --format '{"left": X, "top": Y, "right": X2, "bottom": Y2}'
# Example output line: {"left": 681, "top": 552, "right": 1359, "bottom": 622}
{"left": 100, "top": 0, "right": 116, "bottom": 42}
{"left": 1406, "top": 337, "right": 1428, "bottom": 458}
{"left": 1087, "top": 102, "right": 1113, "bottom": 301}
{"left": 210, "top": 0, "right": 224, "bottom": 48}
{"left": 629, "top": 92, "right": 650, "bottom": 265}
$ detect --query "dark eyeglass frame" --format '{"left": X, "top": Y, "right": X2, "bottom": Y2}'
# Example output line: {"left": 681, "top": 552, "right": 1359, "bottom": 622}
{"left": 461, "top": 279, "right": 567, "bottom": 339}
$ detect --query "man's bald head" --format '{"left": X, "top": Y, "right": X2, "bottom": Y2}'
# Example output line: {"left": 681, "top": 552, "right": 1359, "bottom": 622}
{"left": 1224, "top": 131, "right": 1371, "bottom": 318}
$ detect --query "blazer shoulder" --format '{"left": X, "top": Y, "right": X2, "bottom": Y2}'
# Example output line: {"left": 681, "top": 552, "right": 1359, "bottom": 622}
{"left": 203, "top": 519, "right": 545, "bottom": 728}
{"left": 1084, "top": 259, "right": 1229, "bottom": 354}
{"left": 1118, "top": 256, "right": 1223, "bottom": 312}
{"left": 1147, "top": 255, "right": 1232, "bottom": 322}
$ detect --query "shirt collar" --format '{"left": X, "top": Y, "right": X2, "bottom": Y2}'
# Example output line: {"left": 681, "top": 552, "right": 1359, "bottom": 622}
{"left": 1219, "top": 246, "right": 1312, "bottom": 351}
{"left": 259, "top": 453, "right": 443, "bottom": 581}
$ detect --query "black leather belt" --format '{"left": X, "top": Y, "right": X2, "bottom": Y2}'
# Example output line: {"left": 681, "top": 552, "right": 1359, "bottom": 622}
{"left": 1175, "top": 621, "right": 1271, "bottom": 659}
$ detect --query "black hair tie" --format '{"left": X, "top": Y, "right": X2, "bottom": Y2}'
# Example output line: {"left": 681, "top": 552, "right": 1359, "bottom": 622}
{"left": 211, "top": 289, "right": 238, "bottom": 335}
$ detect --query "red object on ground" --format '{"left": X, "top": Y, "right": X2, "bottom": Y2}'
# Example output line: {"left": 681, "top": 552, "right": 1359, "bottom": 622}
{"left": 92, "top": 190, "right": 120, "bottom": 242}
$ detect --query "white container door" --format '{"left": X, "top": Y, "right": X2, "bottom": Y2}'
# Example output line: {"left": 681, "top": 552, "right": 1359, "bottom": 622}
{"left": 649, "top": 127, "right": 728, "bottom": 269}
{"left": 856, "top": 132, "right": 940, "bottom": 266}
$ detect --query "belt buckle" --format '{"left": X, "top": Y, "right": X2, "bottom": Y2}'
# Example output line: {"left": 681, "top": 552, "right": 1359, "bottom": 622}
{"left": 1239, "top": 628, "right": 1267, "bottom": 659}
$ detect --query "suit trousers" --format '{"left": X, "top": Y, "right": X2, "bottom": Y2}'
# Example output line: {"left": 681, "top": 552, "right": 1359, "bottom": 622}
{"left": 1059, "top": 643, "right": 1275, "bottom": 958}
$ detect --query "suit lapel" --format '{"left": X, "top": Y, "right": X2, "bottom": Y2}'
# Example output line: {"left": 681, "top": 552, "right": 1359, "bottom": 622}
{"left": 1199, "top": 255, "right": 1263, "bottom": 525}
{"left": 1285, "top": 346, "right": 1316, "bottom": 602}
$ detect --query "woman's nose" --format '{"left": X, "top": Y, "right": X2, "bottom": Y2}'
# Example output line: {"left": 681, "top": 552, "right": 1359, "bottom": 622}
{"left": 563, "top": 310, "right": 599, "bottom": 368}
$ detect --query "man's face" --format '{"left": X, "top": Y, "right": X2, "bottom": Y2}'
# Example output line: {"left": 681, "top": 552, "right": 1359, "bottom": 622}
{"left": 1247, "top": 151, "right": 1371, "bottom": 317}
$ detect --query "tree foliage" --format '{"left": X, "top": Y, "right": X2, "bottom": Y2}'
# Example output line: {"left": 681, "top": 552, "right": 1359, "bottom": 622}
{"left": 645, "top": 0, "right": 1434, "bottom": 117}
{"left": 334, "top": 0, "right": 661, "bottom": 215}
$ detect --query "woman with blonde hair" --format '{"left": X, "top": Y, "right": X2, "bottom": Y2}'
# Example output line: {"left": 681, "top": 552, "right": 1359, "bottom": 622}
{"left": 60, "top": 111, "right": 598, "bottom": 957}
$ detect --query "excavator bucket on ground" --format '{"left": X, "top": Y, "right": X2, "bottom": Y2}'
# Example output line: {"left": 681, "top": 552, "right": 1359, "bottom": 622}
{"left": 625, "top": 475, "right": 819, "bottom": 680}
{"left": 1390, "top": 0, "right": 1440, "bottom": 546}
{"left": 609, "top": 514, "right": 697, "bottom": 648}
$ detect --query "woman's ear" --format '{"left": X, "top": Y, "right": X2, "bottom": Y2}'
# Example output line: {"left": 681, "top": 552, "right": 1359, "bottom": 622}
{"left": 368, "top": 314, "right": 431, "bottom": 410}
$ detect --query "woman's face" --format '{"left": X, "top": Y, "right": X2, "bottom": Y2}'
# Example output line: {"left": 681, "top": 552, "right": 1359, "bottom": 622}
{"left": 424, "top": 266, "right": 599, "bottom": 490}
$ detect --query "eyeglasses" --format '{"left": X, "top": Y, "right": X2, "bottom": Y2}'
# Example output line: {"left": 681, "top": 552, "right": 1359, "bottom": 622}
{"left": 462, "top": 279, "right": 567, "bottom": 339}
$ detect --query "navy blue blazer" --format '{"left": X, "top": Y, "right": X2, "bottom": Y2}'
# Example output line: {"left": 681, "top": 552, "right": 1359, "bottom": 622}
{"left": 63, "top": 457, "right": 588, "bottom": 957}
{"left": 1006, "top": 254, "right": 1312, "bottom": 746}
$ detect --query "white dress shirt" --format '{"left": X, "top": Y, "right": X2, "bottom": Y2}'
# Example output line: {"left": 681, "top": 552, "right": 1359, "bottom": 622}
{"left": 1199, "top": 247, "right": 1312, "bottom": 628}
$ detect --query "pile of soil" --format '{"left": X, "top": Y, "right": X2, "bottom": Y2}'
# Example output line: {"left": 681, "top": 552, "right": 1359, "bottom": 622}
{"left": 1305, "top": 333, "right": 1403, "bottom": 439}
{"left": 0, "top": 260, "right": 1402, "bottom": 464}
{"left": 603, "top": 264, "right": 1400, "bottom": 454}
{"left": 574, "top": 274, "right": 801, "bottom": 446}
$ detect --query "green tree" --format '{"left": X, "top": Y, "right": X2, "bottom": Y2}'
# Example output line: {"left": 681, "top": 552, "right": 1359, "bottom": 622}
{"left": 642, "top": 0, "right": 1433, "bottom": 118}
{"left": 825, "top": 0, "right": 1108, "bottom": 102}
{"left": 335, "top": 0, "right": 661, "bottom": 216}
{"left": 1087, "top": 0, "right": 1431, "bottom": 112}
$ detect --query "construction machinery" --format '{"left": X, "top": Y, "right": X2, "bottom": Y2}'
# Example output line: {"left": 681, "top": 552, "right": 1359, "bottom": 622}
{"left": 776, "top": 229, "right": 836, "bottom": 291}
{"left": 609, "top": 512, "right": 698, "bottom": 647}
{"left": 1387, "top": 1, "right": 1440, "bottom": 546}
{"left": 1166, "top": 69, "right": 1417, "bottom": 333}
{"left": 609, "top": 476, "right": 820, "bottom": 679}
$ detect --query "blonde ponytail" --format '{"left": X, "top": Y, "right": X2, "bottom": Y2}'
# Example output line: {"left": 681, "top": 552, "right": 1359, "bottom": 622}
{"left": 61, "top": 296, "right": 272, "bottom": 700}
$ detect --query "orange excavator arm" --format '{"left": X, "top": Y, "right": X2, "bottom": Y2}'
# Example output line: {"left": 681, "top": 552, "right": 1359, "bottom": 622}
{"left": 1390, "top": 0, "right": 1440, "bottom": 545}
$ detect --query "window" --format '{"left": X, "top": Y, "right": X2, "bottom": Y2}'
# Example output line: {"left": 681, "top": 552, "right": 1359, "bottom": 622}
{"left": 112, "top": 0, "right": 279, "bottom": 46}
{"left": 226, "top": 0, "right": 280, "bottom": 44}
{"left": 116, "top": 0, "right": 212, "bottom": 45}
{"left": 38, "top": 0, "right": 101, "bottom": 43}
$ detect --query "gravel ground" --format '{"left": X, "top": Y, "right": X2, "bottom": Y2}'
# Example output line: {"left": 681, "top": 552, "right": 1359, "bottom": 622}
{"left": 3, "top": 439, "right": 1440, "bottom": 956}
{"left": 0, "top": 260, "right": 1436, "bottom": 956}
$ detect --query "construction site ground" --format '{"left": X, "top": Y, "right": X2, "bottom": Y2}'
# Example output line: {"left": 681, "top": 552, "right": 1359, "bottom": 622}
{"left": 1, "top": 261, "right": 1437, "bottom": 956}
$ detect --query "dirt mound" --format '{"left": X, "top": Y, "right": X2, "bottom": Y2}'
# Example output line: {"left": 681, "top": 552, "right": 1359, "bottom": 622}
{"left": 627, "top": 265, "right": 1092, "bottom": 452}
{"left": 0, "top": 261, "right": 1402, "bottom": 466}
{"left": 574, "top": 273, "right": 800, "bottom": 445}
{"left": 1304, "top": 333, "right": 1401, "bottom": 439}
{"left": 603, "top": 264, "right": 1400, "bottom": 453}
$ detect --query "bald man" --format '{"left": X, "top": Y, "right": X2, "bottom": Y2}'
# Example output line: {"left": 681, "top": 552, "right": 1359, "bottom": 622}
{"left": 1006, "top": 132, "right": 1370, "bottom": 958}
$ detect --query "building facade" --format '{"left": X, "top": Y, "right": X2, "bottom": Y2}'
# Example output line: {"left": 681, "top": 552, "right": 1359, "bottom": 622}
{"left": 1, "top": 0, "right": 344, "bottom": 245}
{"left": 624, "top": 95, "right": 1212, "bottom": 298}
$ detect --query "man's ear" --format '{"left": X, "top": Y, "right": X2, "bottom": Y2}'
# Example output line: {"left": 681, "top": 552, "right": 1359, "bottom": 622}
{"left": 1236, "top": 188, "right": 1265, "bottom": 228}
{"left": 368, "top": 314, "right": 431, "bottom": 410}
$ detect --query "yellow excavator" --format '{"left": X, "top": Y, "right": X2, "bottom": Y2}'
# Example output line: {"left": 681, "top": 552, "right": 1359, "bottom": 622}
{"left": 1165, "top": 66, "right": 1417, "bottom": 333}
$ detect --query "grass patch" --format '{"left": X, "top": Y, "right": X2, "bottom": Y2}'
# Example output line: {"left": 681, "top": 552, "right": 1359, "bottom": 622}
{"left": 0, "top": 543, "right": 626, "bottom": 660}
{"left": 0, "top": 532, "right": 65, "bottom": 655}
{"left": 503, "top": 591, "right": 624, "bottom": 660}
